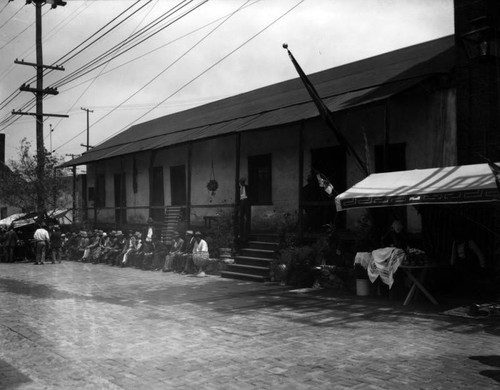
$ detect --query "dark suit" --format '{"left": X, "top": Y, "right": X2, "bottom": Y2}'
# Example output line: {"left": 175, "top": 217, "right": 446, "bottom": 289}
{"left": 239, "top": 184, "right": 251, "bottom": 239}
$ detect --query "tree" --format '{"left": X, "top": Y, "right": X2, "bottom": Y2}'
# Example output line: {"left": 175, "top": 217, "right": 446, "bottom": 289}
{"left": 0, "top": 138, "right": 71, "bottom": 213}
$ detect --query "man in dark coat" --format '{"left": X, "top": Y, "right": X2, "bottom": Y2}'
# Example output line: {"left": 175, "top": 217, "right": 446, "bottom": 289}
{"left": 50, "top": 225, "right": 63, "bottom": 264}
{"left": 5, "top": 226, "right": 19, "bottom": 263}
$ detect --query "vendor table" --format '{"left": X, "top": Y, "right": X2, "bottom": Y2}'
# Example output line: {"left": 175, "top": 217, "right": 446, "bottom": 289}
{"left": 399, "top": 264, "right": 438, "bottom": 306}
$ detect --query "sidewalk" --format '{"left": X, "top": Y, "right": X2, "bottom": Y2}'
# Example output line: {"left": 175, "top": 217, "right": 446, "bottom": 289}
{"left": 0, "top": 261, "right": 499, "bottom": 389}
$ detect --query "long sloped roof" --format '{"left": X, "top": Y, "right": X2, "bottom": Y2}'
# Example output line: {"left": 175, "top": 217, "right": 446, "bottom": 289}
{"left": 64, "top": 35, "right": 455, "bottom": 167}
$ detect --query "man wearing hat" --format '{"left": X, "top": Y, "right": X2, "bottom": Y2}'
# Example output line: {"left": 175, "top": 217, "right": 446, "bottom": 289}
{"left": 33, "top": 223, "right": 50, "bottom": 265}
{"left": 99, "top": 232, "right": 112, "bottom": 264}
{"left": 122, "top": 231, "right": 142, "bottom": 267}
{"left": 190, "top": 231, "right": 210, "bottom": 276}
{"left": 83, "top": 230, "right": 101, "bottom": 263}
{"left": 77, "top": 231, "right": 89, "bottom": 261}
{"left": 50, "top": 225, "right": 63, "bottom": 264}
{"left": 163, "top": 231, "right": 184, "bottom": 272}
{"left": 175, "top": 230, "right": 194, "bottom": 273}
{"left": 182, "top": 230, "right": 203, "bottom": 274}
{"left": 110, "top": 231, "right": 125, "bottom": 266}
{"left": 144, "top": 217, "right": 156, "bottom": 243}
{"left": 4, "top": 226, "right": 18, "bottom": 263}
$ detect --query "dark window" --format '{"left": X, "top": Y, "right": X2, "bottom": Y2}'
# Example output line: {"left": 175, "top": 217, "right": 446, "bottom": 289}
{"left": 114, "top": 173, "right": 127, "bottom": 224}
{"left": 149, "top": 166, "right": 164, "bottom": 222}
{"left": 248, "top": 154, "right": 272, "bottom": 205}
{"left": 82, "top": 174, "right": 88, "bottom": 221}
{"left": 0, "top": 207, "right": 7, "bottom": 219}
{"left": 95, "top": 174, "right": 106, "bottom": 207}
{"left": 88, "top": 187, "right": 95, "bottom": 202}
{"left": 307, "top": 146, "right": 347, "bottom": 229}
{"left": 170, "top": 165, "right": 186, "bottom": 206}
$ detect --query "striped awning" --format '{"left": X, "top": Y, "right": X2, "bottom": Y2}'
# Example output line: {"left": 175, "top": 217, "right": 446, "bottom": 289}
{"left": 335, "top": 163, "right": 500, "bottom": 211}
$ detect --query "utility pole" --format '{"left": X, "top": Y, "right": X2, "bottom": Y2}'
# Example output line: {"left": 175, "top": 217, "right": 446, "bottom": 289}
{"left": 65, "top": 153, "right": 80, "bottom": 223}
{"left": 49, "top": 123, "right": 53, "bottom": 153}
{"left": 81, "top": 107, "right": 93, "bottom": 151}
{"left": 12, "top": 0, "right": 68, "bottom": 215}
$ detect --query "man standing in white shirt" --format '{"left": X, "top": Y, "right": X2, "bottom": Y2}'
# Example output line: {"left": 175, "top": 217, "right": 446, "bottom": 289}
{"left": 192, "top": 231, "right": 209, "bottom": 277}
{"left": 33, "top": 223, "right": 50, "bottom": 265}
{"left": 239, "top": 177, "right": 251, "bottom": 240}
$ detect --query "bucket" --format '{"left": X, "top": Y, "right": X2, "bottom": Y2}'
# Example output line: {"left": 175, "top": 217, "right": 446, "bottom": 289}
{"left": 356, "top": 279, "right": 370, "bottom": 297}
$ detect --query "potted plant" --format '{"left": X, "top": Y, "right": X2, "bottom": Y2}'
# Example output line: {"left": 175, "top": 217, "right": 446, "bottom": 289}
{"left": 206, "top": 179, "right": 219, "bottom": 196}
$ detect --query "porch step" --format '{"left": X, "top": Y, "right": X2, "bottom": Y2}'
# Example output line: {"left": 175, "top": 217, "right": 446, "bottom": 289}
{"left": 226, "top": 263, "right": 270, "bottom": 277}
{"left": 234, "top": 255, "right": 272, "bottom": 267}
{"left": 162, "top": 206, "right": 183, "bottom": 244}
{"left": 220, "top": 271, "right": 268, "bottom": 282}
{"left": 249, "top": 233, "right": 279, "bottom": 243}
{"left": 221, "top": 234, "right": 279, "bottom": 283}
{"left": 240, "top": 248, "right": 276, "bottom": 259}
{"left": 246, "top": 240, "right": 279, "bottom": 251}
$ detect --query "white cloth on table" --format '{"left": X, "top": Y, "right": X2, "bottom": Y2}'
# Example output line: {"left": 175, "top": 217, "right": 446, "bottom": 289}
{"left": 354, "top": 252, "right": 373, "bottom": 269}
{"left": 368, "top": 247, "right": 405, "bottom": 288}
{"left": 354, "top": 248, "right": 406, "bottom": 288}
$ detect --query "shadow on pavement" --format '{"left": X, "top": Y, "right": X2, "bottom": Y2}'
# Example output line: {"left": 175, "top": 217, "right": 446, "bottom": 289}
{"left": 470, "top": 355, "right": 500, "bottom": 383}
{"left": 0, "top": 358, "right": 32, "bottom": 388}
{"left": 1, "top": 274, "right": 499, "bottom": 337}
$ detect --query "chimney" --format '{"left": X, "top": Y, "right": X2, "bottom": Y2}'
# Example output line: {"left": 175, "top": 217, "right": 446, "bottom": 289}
{"left": 454, "top": 0, "right": 500, "bottom": 163}
{"left": 0, "top": 133, "right": 4, "bottom": 165}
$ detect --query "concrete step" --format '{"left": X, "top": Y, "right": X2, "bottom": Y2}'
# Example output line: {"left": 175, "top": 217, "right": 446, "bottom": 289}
{"left": 246, "top": 241, "right": 279, "bottom": 251}
{"left": 240, "top": 248, "right": 275, "bottom": 259}
{"left": 220, "top": 271, "right": 268, "bottom": 282}
{"left": 247, "top": 233, "right": 279, "bottom": 243}
{"left": 234, "top": 255, "right": 272, "bottom": 267}
{"left": 226, "top": 263, "right": 270, "bottom": 277}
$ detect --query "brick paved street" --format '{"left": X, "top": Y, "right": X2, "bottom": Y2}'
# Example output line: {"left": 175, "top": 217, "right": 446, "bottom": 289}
{"left": 0, "top": 261, "right": 499, "bottom": 389}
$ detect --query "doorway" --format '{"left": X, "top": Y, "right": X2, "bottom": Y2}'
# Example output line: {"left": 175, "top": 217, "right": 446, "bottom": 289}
{"left": 114, "top": 173, "right": 127, "bottom": 225}
{"left": 308, "top": 146, "right": 346, "bottom": 229}
{"left": 149, "top": 166, "right": 165, "bottom": 222}
{"left": 170, "top": 165, "right": 186, "bottom": 206}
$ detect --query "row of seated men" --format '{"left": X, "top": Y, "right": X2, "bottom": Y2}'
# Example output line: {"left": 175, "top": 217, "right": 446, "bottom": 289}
{"left": 64, "top": 228, "right": 209, "bottom": 274}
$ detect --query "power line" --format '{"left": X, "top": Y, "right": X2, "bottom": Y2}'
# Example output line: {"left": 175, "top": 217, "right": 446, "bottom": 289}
{"left": 0, "top": 1, "right": 24, "bottom": 32}
{"left": 66, "top": 0, "right": 304, "bottom": 151}
{"left": 0, "top": 0, "right": 144, "bottom": 109}
{"left": 0, "top": 2, "right": 90, "bottom": 123}
{"left": 52, "top": 0, "right": 194, "bottom": 89}
{"left": 55, "top": 0, "right": 243, "bottom": 150}
{"left": 0, "top": 0, "right": 144, "bottom": 132}
{"left": 2, "top": 0, "right": 202, "bottom": 131}
{"left": 0, "top": 1, "right": 12, "bottom": 15}
{"left": 2, "top": 0, "right": 159, "bottom": 122}
{"left": 0, "top": 1, "right": 89, "bottom": 82}
{"left": 106, "top": 0, "right": 306, "bottom": 142}
{"left": 49, "top": 0, "right": 161, "bottom": 140}
{"left": 58, "top": 0, "right": 261, "bottom": 94}
{"left": 53, "top": 0, "right": 212, "bottom": 151}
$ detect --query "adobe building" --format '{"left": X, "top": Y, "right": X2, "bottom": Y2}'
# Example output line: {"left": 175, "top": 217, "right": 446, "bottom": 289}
{"left": 63, "top": 0, "right": 500, "bottom": 263}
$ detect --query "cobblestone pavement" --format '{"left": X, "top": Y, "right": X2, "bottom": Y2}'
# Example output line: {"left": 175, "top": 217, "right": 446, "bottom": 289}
{"left": 0, "top": 261, "right": 499, "bottom": 389}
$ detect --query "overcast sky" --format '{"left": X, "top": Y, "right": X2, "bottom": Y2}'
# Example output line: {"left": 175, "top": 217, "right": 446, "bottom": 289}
{"left": 0, "top": 0, "right": 453, "bottom": 168}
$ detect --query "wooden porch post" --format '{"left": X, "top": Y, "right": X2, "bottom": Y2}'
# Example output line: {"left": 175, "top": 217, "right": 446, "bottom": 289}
{"left": 186, "top": 143, "right": 192, "bottom": 229}
{"left": 298, "top": 121, "right": 305, "bottom": 239}
{"left": 234, "top": 133, "right": 241, "bottom": 240}
{"left": 94, "top": 164, "right": 98, "bottom": 228}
